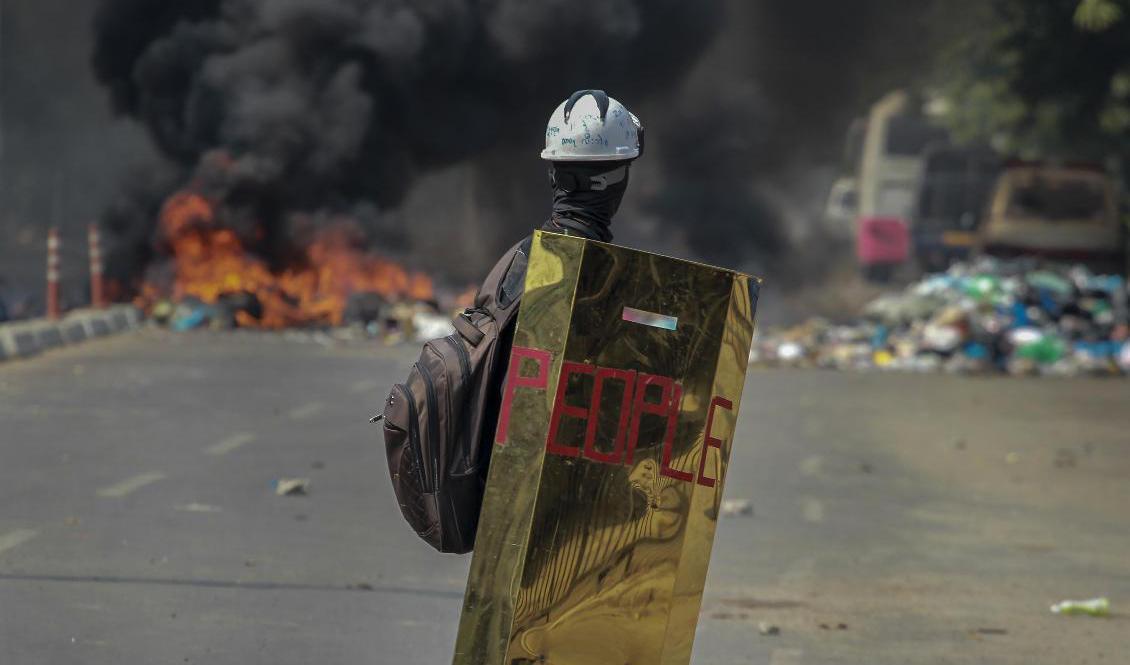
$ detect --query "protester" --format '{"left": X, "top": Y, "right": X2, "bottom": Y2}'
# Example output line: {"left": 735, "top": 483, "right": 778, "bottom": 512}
{"left": 380, "top": 90, "right": 646, "bottom": 552}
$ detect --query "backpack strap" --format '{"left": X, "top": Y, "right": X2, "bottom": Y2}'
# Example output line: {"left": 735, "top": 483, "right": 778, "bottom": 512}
{"left": 453, "top": 313, "right": 485, "bottom": 346}
{"left": 472, "top": 235, "right": 533, "bottom": 328}
{"left": 498, "top": 237, "right": 531, "bottom": 311}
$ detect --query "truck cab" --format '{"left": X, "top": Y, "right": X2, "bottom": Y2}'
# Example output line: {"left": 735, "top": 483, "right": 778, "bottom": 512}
{"left": 911, "top": 146, "right": 1001, "bottom": 272}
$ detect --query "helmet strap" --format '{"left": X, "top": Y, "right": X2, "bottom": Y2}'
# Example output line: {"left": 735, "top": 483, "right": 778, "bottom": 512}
{"left": 564, "top": 89, "right": 611, "bottom": 122}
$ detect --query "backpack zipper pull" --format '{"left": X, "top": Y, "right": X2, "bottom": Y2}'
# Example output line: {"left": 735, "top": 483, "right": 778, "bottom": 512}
{"left": 371, "top": 390, "right": 394, "bottom": 423}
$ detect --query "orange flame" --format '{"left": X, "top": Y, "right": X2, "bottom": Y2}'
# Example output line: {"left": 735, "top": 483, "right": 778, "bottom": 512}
{"left": 139, "top": 190, "right": 434, "bottom": 328}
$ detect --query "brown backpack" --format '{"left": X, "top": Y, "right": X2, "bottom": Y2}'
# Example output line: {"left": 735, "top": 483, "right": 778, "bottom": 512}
{"left": 376, "top": 237, "right": 530, "bottom": 553}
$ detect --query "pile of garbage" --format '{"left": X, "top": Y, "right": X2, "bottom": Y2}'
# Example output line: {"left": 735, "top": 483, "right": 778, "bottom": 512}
{"left": 148, "top": 290, "right": 455, "bottom": 344}
{"left": 752, "top": 258, "right": 1130, "bottom": 376}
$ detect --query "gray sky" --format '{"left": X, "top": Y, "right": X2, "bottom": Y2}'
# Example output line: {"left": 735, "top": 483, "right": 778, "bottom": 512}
{"left": 0, "top": 0, "right": 155, "bottom": 299}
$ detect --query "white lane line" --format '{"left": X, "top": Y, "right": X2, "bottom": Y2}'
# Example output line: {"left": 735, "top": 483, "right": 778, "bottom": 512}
{"left": 770, "top": 648, "right": 804, "bottom": 665}
{"left": 0, "top": 529, "right": 39, "bottom": 555}
{"left": 350, "top": 379, "right": 379, "bottom": 394}
{"left": 802, "top": 497, "right": 825, "bottom": 524}
{"left": 175, "top": 503, "right": 222, "bottom": 513}
{"left": 205, "top": 432, "right": 256, "bottom": 456}
{"left": 288, "top": 401, "right": 325, "bottom": 420}
{"left": 799, "top": 455, "right": 824, "bottom": 477}
{"left": 96, "top": 472, "right": 166, "bottom": 498}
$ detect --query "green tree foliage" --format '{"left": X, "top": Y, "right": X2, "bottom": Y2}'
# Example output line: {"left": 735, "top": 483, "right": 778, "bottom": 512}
{"left": 939, "top": 0, "right": 1130, "bottom": 161}
{"left": 1075, "top": 0, "right": 1124, "bottom": 31}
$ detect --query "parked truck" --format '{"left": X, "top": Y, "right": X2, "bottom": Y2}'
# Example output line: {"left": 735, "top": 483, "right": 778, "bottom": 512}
{"left": 978, "top": 162, "right": 1126, "bottom": 274}
{"left": 826, "top": 90, "right": 948, "bottom": 280}
{"left": 911, "top": 145, "right": 1001, "bottom": 272}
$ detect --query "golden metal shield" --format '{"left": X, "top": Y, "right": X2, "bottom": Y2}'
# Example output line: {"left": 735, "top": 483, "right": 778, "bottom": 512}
{"left": 454, "top": 231, "right": 760, "bottom": 665}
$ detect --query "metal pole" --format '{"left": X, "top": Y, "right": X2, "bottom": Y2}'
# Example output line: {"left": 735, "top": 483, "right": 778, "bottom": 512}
{"left": 46, "top": 227, "right": 60, "bottom": 319}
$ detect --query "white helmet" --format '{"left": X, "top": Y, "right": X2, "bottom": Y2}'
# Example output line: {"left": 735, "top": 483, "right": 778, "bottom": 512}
{"left": 540, "top": 89, "right": 643, "bottom": 162}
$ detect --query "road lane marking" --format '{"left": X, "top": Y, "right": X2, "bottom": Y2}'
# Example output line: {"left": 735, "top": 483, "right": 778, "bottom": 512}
{"left": 799, "top": 455, "right": 824, "bottom": 477}
{"left": 96, "top": 472, "right": 166, "bottom": 498}
{"left": 288, "top": 402, "right": 325, "bottom": 420}
{"left": 770, "top": 649, "right": 804, "bottom": 665}
{"left": 350, "top": 379, "right": 379, "bottom": 394}
{"left": 175, "top": 503, "right": 222, "bottom": 513}
{"left": 0, "top": 529, "right": 38, "bottom": 555}
{"left": 205, "top": 432, "right": 256, "bottom": 456}
{"left": 802, "top": 497, "right": 825, "bottom": 523}
{"left": 0, "top": 573, "right": 466, "bottom": 598}
{"left": 67, "top": 603, "right": 104, "bottom": 612}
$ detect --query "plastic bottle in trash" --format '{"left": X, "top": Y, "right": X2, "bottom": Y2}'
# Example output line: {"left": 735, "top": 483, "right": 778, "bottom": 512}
{"left": 1027, "top": 270, "right": 1073, "bottom": 297}
{"left": 1010, "top": 301, "right": 1031, "bottom": 327}
{"left": 1050, "top": 597, "right": 1109, "bottom": 617}
{"left": 964, "top": 275, "right": 1002, "bottom": 301}
{"left": 1015, "top": 335, "right": 1067, "bottom": 364}
{"left": 1118, "top": 341, "right": 1130, "bottom": 373}
{"left": 871, "top": 324, "right": 889, "bottom": 349}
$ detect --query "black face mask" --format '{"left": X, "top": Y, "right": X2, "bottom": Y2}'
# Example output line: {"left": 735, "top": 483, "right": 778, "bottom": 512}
{"left": 543, "top": 162, "right": 630, "bottom": 243}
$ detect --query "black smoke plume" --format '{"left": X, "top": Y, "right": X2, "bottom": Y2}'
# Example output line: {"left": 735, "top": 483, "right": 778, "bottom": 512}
{"left": 90, "top": 0, "right": 964, "bottom": 295}
{"left": 92, "top": 0, "right": 724, "bottom": 283}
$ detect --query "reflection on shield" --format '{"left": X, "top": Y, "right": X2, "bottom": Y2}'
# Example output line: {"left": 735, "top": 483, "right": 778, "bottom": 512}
{"left": 454, "top": 231, "right": 760, "bottom": 665}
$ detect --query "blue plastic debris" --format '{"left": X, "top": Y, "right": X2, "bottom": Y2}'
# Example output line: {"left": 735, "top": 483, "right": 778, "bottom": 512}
{"left": 171, "top": 302, "right": 217, "bottom": 331}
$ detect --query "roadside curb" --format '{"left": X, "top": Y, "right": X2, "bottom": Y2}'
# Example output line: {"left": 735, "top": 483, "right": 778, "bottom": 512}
{"left": 0, "top": 305, "right": 143, "bottom": 363}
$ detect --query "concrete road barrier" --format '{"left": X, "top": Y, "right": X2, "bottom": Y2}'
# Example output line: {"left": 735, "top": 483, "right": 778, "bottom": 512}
{"left": 0, "top": 305, "right": 142, "bottom": 363}
{"left": 61, "top": 320, "right": 88, "bottom": 344}
{"left": 0, "top": 323, "right": 44, "bottom": 359}
{"left": 36, "top": 326, "right": 65, "bottom": 350}
{"left": 110, "top": 309, "right": 130, "bottom": 332}
{"left": 89, "top": 317, "right": 111, "bottom": 337}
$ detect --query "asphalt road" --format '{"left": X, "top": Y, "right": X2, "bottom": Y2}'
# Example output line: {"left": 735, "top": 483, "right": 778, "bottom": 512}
{"left": 1, "top": 330, "right": 1127, "bottom": 664}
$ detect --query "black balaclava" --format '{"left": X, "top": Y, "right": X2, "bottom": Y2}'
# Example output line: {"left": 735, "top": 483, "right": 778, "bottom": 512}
{"left": 542, "top": 161, "right": 630, "bottom": 243}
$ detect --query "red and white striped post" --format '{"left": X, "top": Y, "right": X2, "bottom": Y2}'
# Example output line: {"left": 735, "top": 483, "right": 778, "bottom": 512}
{"left": 46, "top": 227, "right": 61, "bottom": 319}
{"left": 88, "top": 223, "right": 105, "bottom": 308}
